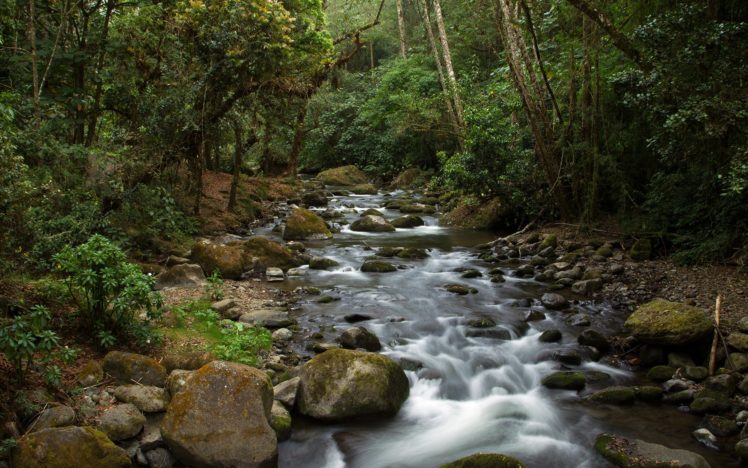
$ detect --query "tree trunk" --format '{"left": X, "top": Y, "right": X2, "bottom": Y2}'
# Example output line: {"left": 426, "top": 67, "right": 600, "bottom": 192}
{"left": 287, "top": 101, "right": 309, "bottom": 177}
{"left": 85, "top": 0, "right": 114, "bottom": 146}
{"left": 228, "top": 119, "right": 243, "bottom": 212}
{"left": 419, "top": 0, "right": 463, "bottom": 149}
{"left": 396, "top": 0, "right": 407, "bottom": 58}
{"left": 432, "top": 0, "right": 465, "bottom": 129}
{"left": 27, "top": 0, "right": 40, "bottom": 127}
{"left": 369, "top": 39, "right": 375, "bottom": 69}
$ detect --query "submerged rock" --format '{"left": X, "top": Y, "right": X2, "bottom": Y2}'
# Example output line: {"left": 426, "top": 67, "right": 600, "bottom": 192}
{"left": 297, "top": 349, "right": 409, "bottom": 421}
{"left": 391, "top": 215, "right": 425, "bottom": 228}
{"left": 542, "top": 371, "right": 586, "bottom": 390}
{"left": 594, "top": 433, "right": 710, "bottom": 468}
{"left": 440, "top": 453, "right": 525, "bottom": 467}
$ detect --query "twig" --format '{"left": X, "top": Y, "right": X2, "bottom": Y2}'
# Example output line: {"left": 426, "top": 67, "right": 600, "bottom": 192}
{"left": 708, "top": 294, "right": 722, "bottom": 376}
{"left": 23, "top": 403, "right": 50, "bottom": 435}
{"left": 492, "top": 221, "right": 534, "bottom": 245}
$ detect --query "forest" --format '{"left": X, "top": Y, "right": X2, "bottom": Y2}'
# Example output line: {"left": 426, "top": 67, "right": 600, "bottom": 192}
{"left": 1, "top": 0, "right": 748, "bottom": 467}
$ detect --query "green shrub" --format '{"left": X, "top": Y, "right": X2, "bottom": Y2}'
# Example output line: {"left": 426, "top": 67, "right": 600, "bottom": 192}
{"left": 213, "top": 321, "right": 272, "bottom": 367}
{"left": 54, "top": 234, "right": 162, "bottom": 347}
{"left": 204, "top": 270, "right": 225, "bottom": 301}
{"left": 0, "top": 305, "right": 77, "bottom": 383}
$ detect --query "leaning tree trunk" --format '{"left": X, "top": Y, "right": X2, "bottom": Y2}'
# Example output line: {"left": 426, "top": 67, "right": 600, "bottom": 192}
{"left": 432, "top": 0, "right": 465, "bottom": 129}
{"left": 396, "top": 0, "right": 407, "bottom": 58}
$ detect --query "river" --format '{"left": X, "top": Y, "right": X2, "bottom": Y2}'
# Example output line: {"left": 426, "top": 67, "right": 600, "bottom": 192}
{"left": 254, "top": 190, "right": 735, "bottom": 468}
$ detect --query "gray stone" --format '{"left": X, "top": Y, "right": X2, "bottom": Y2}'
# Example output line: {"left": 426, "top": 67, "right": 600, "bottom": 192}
{"left": 692, "top": 428, "right": 718, "bottom": 450}
{"left": 595, "top": 433, "right": 709, "bottom": 468}
{"left": 566, "top": 313, "right": 591, "bottom": 327}
{"left": 113, "top": 385, "right": 169, "bottom": 413}
{"left": 269, "top": 401, "right": 291, "bottom": 442}
{"left": 728, "top": 352, "right": 748, "bottom": 372}
{"left": 272, "top": 328, "right": 293, "bottom": 342}
{"left": 538, "top": 329, "right": 562, "bottom": 343}
{"left": 571, "top": 279, "right": 602, "bottom": 295}
{"left": 265, "top": 267, "right": 285, "bottom": 282}
{"left": 287, "top": 267, "right": 306, "bottom": 277}
{"left": 541, "top": 293, "right": 568, "bottom": 310}
{"left": 339, "top": 327, "right": 382, "bottom": 352}
{"left": 274, "top": 377, "right": 300, "bottom": 409}
{"left": 99, "top": 403, "right": 146, "bottom": 441}
{"left": 238, "top": 308, "right": 293, "bottom": 329}
{"left": 145, "top": 448, "right": 175, "bottom": 468}
{"left": 166, "top": 370, "right": 193, "bottom": 397}
{"left": 578, "top": 329, "right": 610, "bottom": 351}
{"left": 31, "top": 405, "right": 76, "bottom": 432}
{"left": 684, "top": 366, "right": 709, "bottom": 382}
{"left": 155, "top": 264, "right": 206, "bottom": 290}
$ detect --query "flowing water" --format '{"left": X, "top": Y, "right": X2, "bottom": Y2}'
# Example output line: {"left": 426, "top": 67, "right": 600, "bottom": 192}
{"left": 254, "top": 190, "right": 736, "bottom": 468}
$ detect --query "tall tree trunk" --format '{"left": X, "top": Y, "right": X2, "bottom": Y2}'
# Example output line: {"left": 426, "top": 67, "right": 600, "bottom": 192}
{"left": 432, "top": 0, "right": 465, "bottom": 129}
{"left": 85, "top": 0, "right": 114, "bottom": 146}
{"left": 396, "top": 0, "right": 407, "bottom": 58}
{"left": 287, "top": 101, "right": 309, "bottom": 177}
{"left": 228, "top": 119, "right": 243, "bottom": 212}
{"left": 369, "top": 39, "right": 375, "bottom": 69}
{"left": 419, "top": 0, "right": 463, "bottom": 149}
{"left": 27, "top": 0, "right": 40, "bottom": 127}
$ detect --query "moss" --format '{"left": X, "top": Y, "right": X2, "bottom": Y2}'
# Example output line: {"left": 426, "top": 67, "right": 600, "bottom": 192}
{"left": 361, "top": 261, "right": 397, "bottom": 273}
{"left": 350, "top": 183, "right": 378, "bottom": 195}
{"left": 635, "top": 386, "right": 664, "bottom": 402}
{"left": 391, "top": 215, "right": 425, "bottom": 228}
{"left": 588, "top": 386, "right": 637, "bottom": 404}
{"left": 440, "top": 453, "right": 525, "bottom": 468}
{"left": 397, "top": 247, "right": 429, "bottom": 259}
{"left": 283, "top": 208, "right": 332, "bottom": 241}
{"left": 309, "top": 256, "right": 339, "bottom": 269}
{"left": 317, "top": 165, "right": 369, "bottom": 186}
{"left": 646, "top": 365, "right": 675, "bottom": 383}
{"left": 440, "top": 197, "right": 510, "bottom": 230}
{"left": 539, "top": 234, "right": 557, "bottom": 249}
{"left": 350, "top": 215, "right": 396, "bottom": 232}
{"left": 594, "top": 433, "right": 633, "bottom": 467}
{"left": 624, "top": 299, "right": 712, "bottom": 346}
{"left": 542, "top": 371, "right": 586, "bottom": 390}
{"left": 12, "top": 426, "right": 130, "bottom": 468}
{"left": 242, "top": 236, "right": 303, "bottom": 271}
{"left": 360, "top": 208, "right": 384, "bottom": 217}
{"left": 191, "top": 240, "right": 246, "bottom": 279}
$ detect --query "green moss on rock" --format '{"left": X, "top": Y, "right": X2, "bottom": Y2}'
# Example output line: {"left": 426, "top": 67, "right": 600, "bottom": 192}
{"left": 624, "top": 299, "right": 712, "bottom": 346}
{"left": 542, "top": 371, "right": 586, "bottom": 390}
{"left": 12, "top": 426, "right": 130, "bottom": 468}
{"left": 440, "top": 453, "right": 525, "bottom": 468}
{"left": 361, "top": 261, "right": 397, "bottom": 273}
{"left": 243, "top": 236, "right": 304, "bottom": 271}
{"left": 283, "top": 208, "right": 332, "bottom": 241}
{"left": 317, "top": 165, "right": 369, "bottom": 186}
{"left": 350, "top": 183, "right": 378, "bottom": 195}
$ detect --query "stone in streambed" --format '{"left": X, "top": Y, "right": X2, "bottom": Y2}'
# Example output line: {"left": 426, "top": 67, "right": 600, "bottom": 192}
{"left": 577, "top": 329, "right": 610, "bottom": 351}
{"left": 361, "top": 260, "right": 397, "bottom": 273}
{"left": 99, "top": 403, "right": 146, "bottom": 441}
{"left": 317, "top": 165, "right": 369, "bottom": 186}
{"left": 309, "top": 256, "right": 339, "bottom": 269}
{"left": 647, "top": 365, "right": 675, "bottom": 383}
{"left": 350, "top": 215, "right": 396, "bottom": 232}
{"left": 594, "top": 433, "right": 710, "bottom": 468}
{"left": 297, "top": 349, "right": 409, "bottom": 421}
{"left": 440, "top": 453, "right": 525, "bottom": 467}
{"left": 113, "top": 385, "right": 169, "bottom": 413}
{"left": 12, "top": 426, "right": 130, "bottom": 468}
{"left": 397, "top": 247, "right": 429, "bottom": 259}
{"left": 445, "top": 284, "right": 477, "bottom": 295}
{"left": 624, "top": 299, "right": 712, "bottom": 346}
{"left": 283, "top": 207, "right": 333, "bottom": 241}
{"left": 269, "top": 401, "right": 292, "bottom": 442}
{"left": 539, "top": 329, "right": 562, "bottom": 343}
{"left": 155, "top": 264, "right": 206, "bottom": 290}
{"left": 542, "top": 371, "right": 586, "bottom": 390}
{"left": 391, "top": 215, "right": 425, "bottom": 228}
{"left": 274, "top": 377, "right": 300, "bottom": 409}
{"left": 541, "top": 293, "right": 568, "bottom": 310}
{"left": 339, "top": 327, "right": 382, "bottom": 352}
{"left": 588, "top": 386, "right": 636, "bottom": 404}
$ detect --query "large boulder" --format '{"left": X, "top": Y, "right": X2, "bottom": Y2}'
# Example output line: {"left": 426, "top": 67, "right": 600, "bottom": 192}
{"left": 242, "top": 236, "right": 304, "bottom": 272}
{"left": 155, "top": 264, "right": 206, "bottom": 290}
{"left": 12, "top": 426, "right": 130, "bottom": 468}
{"left": 440, "top": 453, "right": 525, "bottom": 468}
{"left": 391, "top": 168, "right": 429, "bottom": 189}
{"left": 297, "top": 349, "right": 409, "bottom": 421}
{"left": 624, "top": 299, "right": 712, "bottom": 346}
{"left": 317, "top": 165, "right": 369, "bottom": 186}
{"left": 349, "top": 183, "right": 378, "bottom": 195}
{"left": 594, "top": 433, "right": 710, "bottom": 467}
{"left": 283, "top": 208, "right": 332, "bottom": 241}
{"left": 391, "top": 215, "right": 425, "bottom": 228}
{"left": 339, "top": 327, "right": 382, "bottom": 351}
{"left": 440, "top": 197, "right": 513, "bottom": 230}
{"left": 350, "top": 215, "right": 396, "bottom": 233}
{"left": 190, "top": 240, "right": 247, "bottom": 279}
{"left": 103, "top": 351, "right": 167, "bottom": 387}
{"left": 161, "top": 361, "right": 276, "bottom": 468}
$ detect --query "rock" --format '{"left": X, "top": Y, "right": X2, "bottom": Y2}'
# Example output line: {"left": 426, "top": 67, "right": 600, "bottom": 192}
{"left": 663, "top": 379, "right": 691, "bottom": 393}
{"left": 624, "top": 299, "right": 712, "bottom": 346}
{"left": 242, "top": 236, "right": 305, "bottom": 271}
{"left": 77, "top": 359, "right": 104, "bottom": 386}
{"left": 161, "top": 361, "right": 276, "bottom": 468}
{"left": 553, "top": 350, "right": 582, "bottom": 366}
{"left": 287, "top": 267, "right": 306, "bottom": 277}
{"left": 630, "top": 239, "right": 652, "bottom": 261}
{"left": 238, "top": 308, "right": 292, "bottom": 329}
{"left": 155, "top": 264, "right": 206, "bottom": 290}
{"left": 399, "top": 203, "right": 435, "bottom": 214}
{"left": 31, "top": 406, "right": 76, "bottom": 432}
{"left": 12, "top": 426, "right": 130, "bottom": 467}
{"left": 647, "top": 365, "right": 675, "bottom": 383}
{"left": 571, "top": 279, "right": 603, "bottom": 295}
{"left": 685, "top": 366, "right": 709, "bottom": 381}
{"left": 664, "top": 390, "right": 696, "bottom": 404}
{"left": 317, "top": 165, "right": 369, "bottom": 186}
{"left": 467, "top": 317, "right": 496, "bottom": 328}
{"left": 265, "top": 267, "right": 285, "bottom": 282}
{"left": 466, "top": 328, "right": 511, "bottom": 340}
{"left": 113, "top": 385, "right": 169, "bottom": 413}
{"left": 161, "top": 352, "right": 213, "bottom": 372}
{"left": 704, "top": 414, "right": 738, "bottom": 436}
{"left": 578, "top": 329, "right": 610, "bottom": 351}
{"left": 588, "top": 386, "right": 636, "bottom": 404}
{"left": 99, "top": 403, "right": 146, "bottom": 441}
{"left": 165, "top": 255, "right": 189, "bottom": 267}
{"left": 211, "top": 298, "right": 239, "bottom": 319}
{"left": 692, "top": 428, "right": 718, "bottom": 450}
{"left": 739, "top": 375, "right": 748, "bottom": 394}
{"left": 539, "top": 329, "right": 562, "bottom": 343}
{"left": 190, "top": 240, "right": 247, "bottom": 279}
{"left": 309, "top": 256, "right": 339, "bottom": 269}
{"left": 269, "top": 401, "right": 292, "bottom": 442}
{"left": 361, "top": 260, "right": 397, "bottom": 273}
{"left": 445, "top": 284, "right": 477, "bottom": 295}
{"left": 344, "top": 313, "right": 373, "bottom": 323}
{"left": 167, "top": 370, "right": 193, "bottom": 396}
{"left": 728, "top": 352, "right": 748, "bottom": 372}
{"left": 594, "top": 433, "right": 709, "bottom": 468}
{"left": 636, "top": 386, "right": 664, "bottom": 402}
{"left": 440, "top": 197, "right": 510, "bottom": 230}
{"left": 739, "top": 317, "right": 748, "bottom": 334}
{"left": 542, "top": 371, "right": 586, "bottom": 390}
{"left": 104, "top": 351, "right": 167, "bottom": 387}
{"left": 727, "top": 332, "right": 748, "bottom": 351}
{"left": 460, "top": 269, "right": 483, "bottom": 279}
{"left": 399, "top": 358, "right": 423, "bottom": 371}
{"left": 297, "top": 349, "right": 409, "bottom": 421}
{"left": 272, "top": 328, "right": 293, "bottom": 341}
{"left": 350, "top": 215, "right": 396, "bottom": 232}
{"left": 339, "top": 327, "right": 382, "bottom": 352}
{"left": 301, "top": 191, "right": 328, "bottom": 207}
{"left": 690, "top": 397, "right": 730, "bottom": 414}
{"left": 667, "top": 352, "right": 695, "bottom": 369}
{"left": 274, "top": 377, "right": 300, "bottom": 409}
{"left": 524, "top": 309, "right": 545, "bottom": 322}
{"left": 566, "top": 313, "right": 591, "bottom": 327}
{"left": 283, "top": 207, "right": 333, "bottom": 241}
{"left": 397, "top": 247, "right": 429, "bottom": 259}
{"left": 391, "top": 215, "right": 425, "bottom": 228}
{"left": 704, "top": 374, "right": 737, "bottom": 395}
{"left": 145, "top": 447, "right": 175, "bottom": 468}
{"left": 440, "top": 453, "right": 525, "bottom": 467}
{"left": 541, "top": 293, "right": 568, "bottom": 310}
{"left": 350, "top": 183, "right": 378, "bottom": 195}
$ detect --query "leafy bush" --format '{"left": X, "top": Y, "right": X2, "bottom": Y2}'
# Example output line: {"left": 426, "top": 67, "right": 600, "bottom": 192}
{"left": 0, "top": 305, "right": 77, "bottom": 383}
{"left": 204, "top": 270, "right": 224, "bottom": 301}
{"left": 213, "top": 321, "right": 272, "bottom": 367}
{"left": 54, "top": 234, "right": 162, "bottom": 346}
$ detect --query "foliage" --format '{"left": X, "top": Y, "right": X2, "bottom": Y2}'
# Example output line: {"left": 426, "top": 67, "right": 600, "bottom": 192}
{"left": 0, "top": 305, "right": 78, "bottom": 383}
{"left": 0, "top": 438, "right": 16, "bottom": 459}
{"left": 204, "top": 270, "right": 225, "bottom": 301}
{"left": 54, "top": 235, "right": 162, "bottom": 346}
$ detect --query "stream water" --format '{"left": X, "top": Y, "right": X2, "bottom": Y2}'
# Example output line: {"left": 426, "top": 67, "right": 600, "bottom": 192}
{"left": 255, "top": 190, "right": 735, "bottom": 468}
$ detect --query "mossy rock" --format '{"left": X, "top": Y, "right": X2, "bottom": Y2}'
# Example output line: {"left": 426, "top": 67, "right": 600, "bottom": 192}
{"left": 440, "top": 453, "right": 525, "bottom": 468}
{"left": 445, "top": 284, "right": 477, "bottom": 295}
{"left": 624, "top": 299, "right": 711, "bottom": 346}
{"left": 350, "top": 183, "right": 378, "bottom": 195}
{"left": 440, "top": 197, "right": 512, "bottom": 230}
{"left": 350, "top": 215, "right": 396, "bottom": 232}
{"left": 391, "top": 168, "right": 429, "bottom": 189}
{"left": 588, "top": 386, "right": 636, "bottom": 404}
{"left": 283, "top": 208, "right": 332, "bottom": 241}
{"left": 376, "top": 246, "right": 402, "bottom": 258}
{"left": 242, "top": 236, "right": 304, "bottom": 271}
{"left": 361, "top": 261, "right": 397, "bottom": 273}
{"left": 636, "top": 386, "right": 664, "bottom": 403}
{"left": 397, "top": 247, "right": 429, "bottom": 259}
{"left": 594, "top": 433, "right": 710, "bottom": 468}
{"left": 269, "top": 401, "right": 292, "bottom": 442}
{"left": 103, "top": 351, "right": 167, "bottom": 387}
{"left": 646, "top": 365, "right": 675, "bottom": 383}
{"left": 12, "top": 426, "right": 130, "bottom": 468}
{"left": 297, "top": 349, "right": 409, "bottom": 421}
{"left": 77, "top": 360, "right": 104, "bottom": 386}
{"left": 190, "top": 240, "right": 246, "bottom": 279}
{"left": 360, "top": 208, "right": 384, "bottom": 217}
{"left": 391, "top": 215, "right": 425, "bottom": 228}
{"left": 539, "top": 234, "right": 557, "bottom": 250}
{"left": 309, "top": 256, "right": 339, "bottom": 269}
{"left": 317, "top": 165, "right": 369, "bottom": 186}
{"left": 542, "top": 371, "right": 586, "bottom": 390}
{"left": 161, "top": 361, "right": 276, "bottom": 467}
{"left": 399, "top": 204, "right": 435, "bottom": 214}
